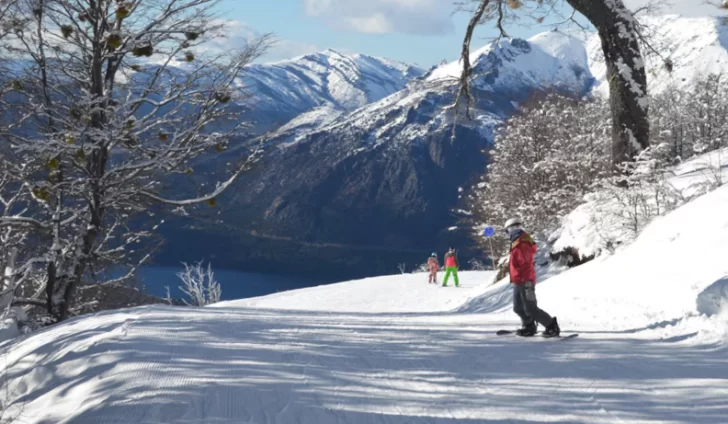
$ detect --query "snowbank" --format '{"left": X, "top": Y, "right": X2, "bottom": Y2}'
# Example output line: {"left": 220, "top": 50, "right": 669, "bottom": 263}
{"left": 696, "top": 276, "right": 728, "bottom": 317}
{"left": 539, "top": 183, "right": 728, "bottom": 336}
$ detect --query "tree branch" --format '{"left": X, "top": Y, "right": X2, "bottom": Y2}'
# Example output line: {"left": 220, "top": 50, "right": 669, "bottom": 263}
{"left": 453, "top": 0, "right": 491, "bottom": 123}
{"left": 12, "top": 298, "right": 47, "bottom": 308}
{"left": 0, "top": 216, "right": 47, "bottom": 229}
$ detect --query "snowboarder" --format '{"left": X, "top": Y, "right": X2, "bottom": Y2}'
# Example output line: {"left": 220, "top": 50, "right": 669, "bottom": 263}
{"left": 442, "top": 247, "right": 459, "bottom": 287}
{"left": 427, "top": 253, "right": 439, "bottom": 284}
{"left": 505, "top": 217, "right": 560, "bottom": 337}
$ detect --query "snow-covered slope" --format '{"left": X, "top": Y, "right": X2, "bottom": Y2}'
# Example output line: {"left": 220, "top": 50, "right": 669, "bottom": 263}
{"left": 541, "top": 183, "right": 728, "bottom": 335}
{"left": 552, "top": 148, "right": 728, "bottom": 259}
{"left": 589, "top": 15, "right": 728, "bottom": 96}
{"left": 220, "top": 271, "right": 497, "bottom": 313}
{"left": 3, "top": 178, "right": 728, "bottom": 423}
{"left": 240, "top": 50, "right": 424, "bottom": 124}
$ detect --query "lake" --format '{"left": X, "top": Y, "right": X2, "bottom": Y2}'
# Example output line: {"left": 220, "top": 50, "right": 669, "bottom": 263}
{"left": 136, "top": 266, "right": 335, "bottom": 301}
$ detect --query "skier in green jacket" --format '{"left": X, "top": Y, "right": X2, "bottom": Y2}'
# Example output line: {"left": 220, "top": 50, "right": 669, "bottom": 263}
{"left": 442, "top": 247, "right": 460, "bottom": 287}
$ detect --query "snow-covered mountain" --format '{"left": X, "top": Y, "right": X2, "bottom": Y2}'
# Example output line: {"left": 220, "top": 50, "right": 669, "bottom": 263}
{"left": 238, "top": 50, "right": 425, "bottom": 131}
{"left": 589, "top": 14, "right": 728, "bottom": 96}
{"left": 269, "top": 31, "right": 594, "bottom": 150}
{"left": 161, "top": 31, "right": 594, "bottom": 276}
{"left": 162, "top": 15, "right": 728, "bottom": 277}
{"left": 3, "top": 172, "right": 728, "bottom": 422}
{"left": 428, "top": 30, "right": 591, "bottom": 93}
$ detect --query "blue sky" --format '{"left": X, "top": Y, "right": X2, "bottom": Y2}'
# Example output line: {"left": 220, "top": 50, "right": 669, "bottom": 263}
{"left": 216, "top": 0, "right": 722, "bottom": 67}
{"left": 217, "top": 0, "right": 583, "bottom": 66}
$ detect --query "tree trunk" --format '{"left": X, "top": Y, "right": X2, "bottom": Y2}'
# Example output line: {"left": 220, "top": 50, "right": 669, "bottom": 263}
{"left": 567, "top": 0, "right": 650, "bottom": 168}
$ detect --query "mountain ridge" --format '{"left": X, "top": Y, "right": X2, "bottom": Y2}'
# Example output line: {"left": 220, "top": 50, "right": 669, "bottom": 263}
{"left": 159, "top": 30, "right": 595, "bottom": 277}
{"left": 238, "top": 49, "right": 426, "bottom": 132}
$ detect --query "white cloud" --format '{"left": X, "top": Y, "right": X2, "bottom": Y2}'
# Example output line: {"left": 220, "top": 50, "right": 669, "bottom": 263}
{"left": 203, "top": 21, "right": 320, "bottom": 63}
{"left": 303, "top": 0, "right": 454, "bottom": 35}
{"left": 624, "top": 0, "right": 728, "bottom": 17}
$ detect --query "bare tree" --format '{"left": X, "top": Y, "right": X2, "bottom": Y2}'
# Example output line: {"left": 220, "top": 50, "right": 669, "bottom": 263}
{"left": 177, "top": 261, "right": 221, "bottom": 306}
{"left": 455, "top": 0, "right": 654, "bottom": 168}
{"left": 0, "top": 0, "right": 270, "bottom": 322}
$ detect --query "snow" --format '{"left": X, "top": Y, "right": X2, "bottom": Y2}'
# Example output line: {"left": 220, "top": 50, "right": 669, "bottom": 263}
{"left": 543, "top": 182, "right": 728, "bottom": 335}
{"left": 273, "top": 106, "right": 345, "bottom": 145}
{"left": 4, "top": 20, "right": 728, "bottom": 421}
{"left": 589, "top": 15, "right": 728, "bottom": 96}
{"left": 552, "top": 148, "right": 728, "bottom": 259}
{"left": 2, "top": 178, "right": 728, "bottom": 422}
{"left": 218, "top": 272, "right": 495, "bottom": 313}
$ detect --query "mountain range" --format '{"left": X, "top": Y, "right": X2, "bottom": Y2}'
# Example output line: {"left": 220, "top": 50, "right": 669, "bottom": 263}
{"left": 156, "top": 15, "right": 728, "bottom": 279}
{"left": 235, "top": 50, "right": 425, "bottom": 133}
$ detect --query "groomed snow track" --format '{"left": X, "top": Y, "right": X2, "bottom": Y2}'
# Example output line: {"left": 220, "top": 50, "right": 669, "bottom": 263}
{"left": 1, "top": 273, "right": 727, "bottom": 423}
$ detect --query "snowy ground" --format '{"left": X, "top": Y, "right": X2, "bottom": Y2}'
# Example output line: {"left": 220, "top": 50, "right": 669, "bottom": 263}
{"left": 2, "top": 186, "right": 728, "bottom": 423}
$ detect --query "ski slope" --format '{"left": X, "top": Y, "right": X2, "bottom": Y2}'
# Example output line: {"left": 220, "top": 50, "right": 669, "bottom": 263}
{"left": 2, "top": 185, "right": 728, "bottom": 423}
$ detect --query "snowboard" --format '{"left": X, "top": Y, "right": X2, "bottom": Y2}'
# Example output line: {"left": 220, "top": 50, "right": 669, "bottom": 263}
{"left": 496, "top": 329, "right": 579, "bottom": 340}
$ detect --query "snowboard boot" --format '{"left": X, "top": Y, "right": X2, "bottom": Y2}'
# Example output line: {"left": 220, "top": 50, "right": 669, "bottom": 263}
{"left": 515, "top": 322, "right": 537, "bottom": 337}
{"left": 542, "top": 317, "right": 561, "bottom": 338}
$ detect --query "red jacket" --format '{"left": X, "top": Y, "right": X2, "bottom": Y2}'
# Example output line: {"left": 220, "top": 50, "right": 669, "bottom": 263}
{"left": 445, "top": 252, "right": 458, "bottom": 268}
{"left": 509, "top": 232, "right": 537, "bottom": 285}
{"left": 427, "top": 257, "right": 439, "bottom": 272}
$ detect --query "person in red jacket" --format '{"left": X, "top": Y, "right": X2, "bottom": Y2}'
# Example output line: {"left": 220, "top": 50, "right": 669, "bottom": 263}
{"left": 427, "top": 253, "right": 439, "bottom": 284}
{"left": 505, "top": 217, "right": 560, "bottom": 337}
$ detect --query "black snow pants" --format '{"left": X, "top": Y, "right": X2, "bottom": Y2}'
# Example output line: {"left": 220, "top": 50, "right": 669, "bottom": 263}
{"left": 513, "top": 282, "right": 553, "bottom": 327}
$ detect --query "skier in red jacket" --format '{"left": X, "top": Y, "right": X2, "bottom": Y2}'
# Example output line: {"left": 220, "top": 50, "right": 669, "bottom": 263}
{"left": 505, "top": 217, "right": 560, "bottom": 337}
{"left": 427, "top": 253, "right": 439, "bottom": 284}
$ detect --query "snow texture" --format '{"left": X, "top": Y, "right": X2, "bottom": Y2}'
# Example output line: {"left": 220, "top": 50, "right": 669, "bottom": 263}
{"left": 2, "top": 179, "right": 728, "bottom": 422}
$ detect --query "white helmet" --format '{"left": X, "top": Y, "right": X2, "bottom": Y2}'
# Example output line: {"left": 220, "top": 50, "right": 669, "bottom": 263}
{"left": 504, "top": 217, "right": 523, "bottom": 229}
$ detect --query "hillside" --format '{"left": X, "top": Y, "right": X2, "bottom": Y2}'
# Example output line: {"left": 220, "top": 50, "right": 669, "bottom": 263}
{"left": 2, "top": 178, "right": 728, "bottom": 422}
